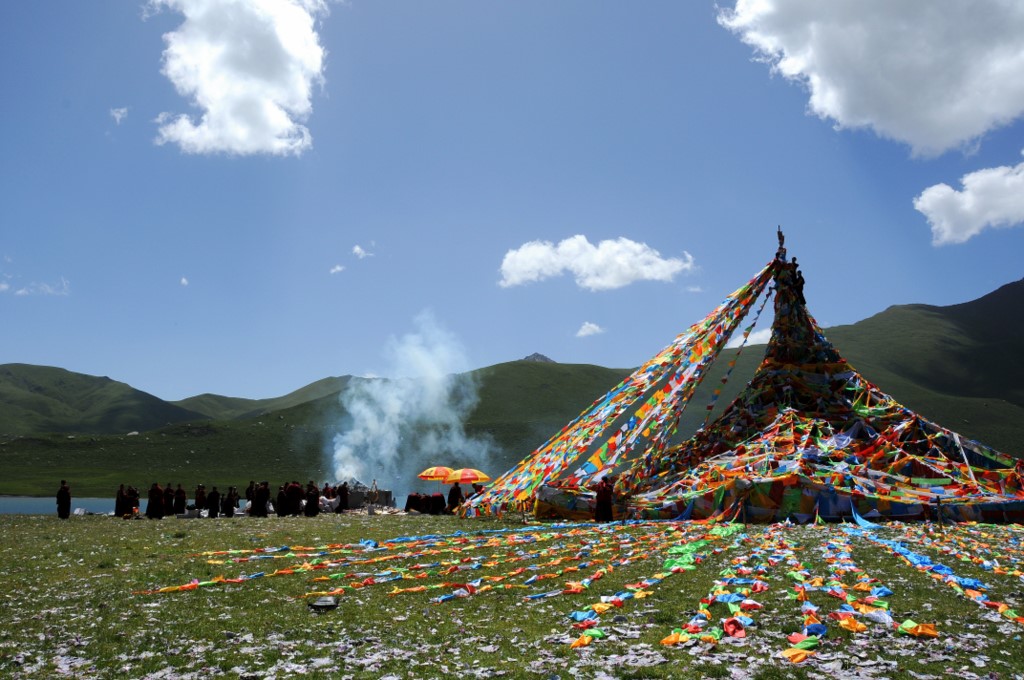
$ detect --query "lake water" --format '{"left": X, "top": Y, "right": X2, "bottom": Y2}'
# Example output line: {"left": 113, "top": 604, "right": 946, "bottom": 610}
{"left": 0, "top": 496, "right": 113, "bottom": 515}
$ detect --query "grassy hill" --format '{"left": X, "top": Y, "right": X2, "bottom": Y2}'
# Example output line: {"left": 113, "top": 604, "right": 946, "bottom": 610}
{"left": 0, "top": 396, "right": 347, "bottom": 498}
{"left": 2, "top": 278, "right": 1023, "bottom": 496}
{"left": 464, "top": 360, "right": 632, "bottom": 470}
{"left": 0, "top": 364, "right": 207, "bottom": 437}
{"left": 0, "top": 366, "right": 630, "bottom": 497}
{"left": 823, "top": 277, "right": 1024, "bottom": 455}
{"left": 173, "top": 376, "right": 352, "bottom": 420}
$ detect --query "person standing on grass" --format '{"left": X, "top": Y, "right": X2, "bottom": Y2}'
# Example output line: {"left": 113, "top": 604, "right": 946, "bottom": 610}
{"left": 593, "top": 476, "right": 614, "bottom": 523}
{"left": 56, "top": 480, "right": 71, "bottom": 519}
{"left": 174, "top": 484, "right": 187, "bottom": 515}
{"left": 194, "top": 484, "right": 206, "bottom": 517}
{"left": 252, "top": 481, "right": 271, "bottom": 517}
{"left": 207, "top": 486, "right": 221, "bottom": 519}
{"left": 164, "top": 483, "right": 175, "bottom": 515}
{"left": 115, "top": 484, "right": 126, "bottom": 518}
{"left": 446, "top": 482, "right": 463, "bottom": 514}
{"left": 287, "top": 481, "right": 304, "bottom": 516}
{"left": 305, "top": 482, "right": 320, "bottom": 517}
{"left": 222, "top": 486, "right": 238, "bottom": 518}
{"left": 276, "top": 485, "right": 287, "bottom": 517}
{"left": 336, "top": 481, "right": 349, "bottom": 514}
{"left": 128, "top": 486, "right": 140, "bottom": 514}
{"left": 146, "top": 483, "right": 164, "bottom": 519}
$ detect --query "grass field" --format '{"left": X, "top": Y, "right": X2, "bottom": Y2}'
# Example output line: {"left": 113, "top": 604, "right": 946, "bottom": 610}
{"left": 2, "top": 513, "right": 1023, "bottom": 679}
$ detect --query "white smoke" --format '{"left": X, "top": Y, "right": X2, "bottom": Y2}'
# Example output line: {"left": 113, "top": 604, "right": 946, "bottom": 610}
{"left": 331, "top": 312, "right": 495, "bottom": 495}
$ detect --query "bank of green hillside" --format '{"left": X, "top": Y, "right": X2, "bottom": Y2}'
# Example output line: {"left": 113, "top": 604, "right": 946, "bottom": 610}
{"left": 0, "top": 397, "right": 344, "bottom": 498}
{"left": 465, "top": 360, "right": 633, "bottom": 451}
{"left": 0, "top": 364, "right": 207, "bottom": 436}
{"left": 0, "top": 363, "right": 631, "bottom": 497}
{"left": 826, "top": 277, "right": 1024, "bottom": 410}
{"left": 823, "top": 280, "right": 1024, "bottom": 455}
{"left": 173, "top": 376, "right": 352, "bottom": 420}
{"left": 6, "top": 338, "right": 1020, "bottom": 500}
{"left": 2, "top": 278, "right": 1023, "bottom": 495}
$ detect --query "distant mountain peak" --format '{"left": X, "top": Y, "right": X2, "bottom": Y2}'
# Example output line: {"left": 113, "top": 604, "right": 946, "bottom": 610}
{"left": 522, "top": 353, "right": 555, "bottom": 363}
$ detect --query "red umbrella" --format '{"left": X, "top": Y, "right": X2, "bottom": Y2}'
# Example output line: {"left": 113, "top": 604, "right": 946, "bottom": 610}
{"left": 444, "top": 468, "right": 491, "bottom": 485}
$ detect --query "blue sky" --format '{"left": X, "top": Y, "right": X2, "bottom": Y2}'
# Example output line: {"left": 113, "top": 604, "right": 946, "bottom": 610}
{"left": 2, "top": 1, "right": 1023, "bottom": 401}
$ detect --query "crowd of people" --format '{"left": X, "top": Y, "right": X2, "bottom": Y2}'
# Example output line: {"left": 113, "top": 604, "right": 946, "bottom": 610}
{"left": 56, "top": 478, "right": 495, "bottom": 520}
{"left": 403, "top": 482, "right": 486, "bottom": 515}
{"left": 55, "top": 479, "right": 356, "bottom": 519}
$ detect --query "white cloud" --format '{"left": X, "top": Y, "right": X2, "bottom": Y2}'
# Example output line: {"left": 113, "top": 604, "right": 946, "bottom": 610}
{"left": 914, "top": 151, "right": 1024, "bottom": 245}
{"left": 110, "top": 107, "right": 128, "bottom": 125}
{"left": 499, "top": 235, "right": 694, "bottom": 291}
{"left": 685, "top": 285, "right": 704, "bottom": 294}
{"left": 352, "top": 244, "right": 372, "bottom": 259}
{"left": 727, "top": 328, "right": 773, "bottom": 349}
{"left": 329, "top": 264, "right": 344, "bottom": 274}
{"left": 576, "top": 322, "right": 605, "bottom": 338}
{"left": 0, "top": 281, "right": 9, "bottom": 293}
{"left": 180, "top": 277, "right": 189, "bottom": 286}
{"left": 151, "top": 0, "right": 328, "bottom": 156}
{"left": 718, "top": 1, "right": 1024, "bottom": 156}
{"left": 14, "top": 277, "right": 70, "bottom": 297}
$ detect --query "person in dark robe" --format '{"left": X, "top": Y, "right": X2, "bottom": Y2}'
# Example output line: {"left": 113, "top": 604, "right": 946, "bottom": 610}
{"left": 128, "top": 486, "right": 140, "bottom": 514}
{"left": 194, "top": 485, "right": 206, "bottom": 517}
{"left": 304, "top": 483, "right": 320, "bottom": 517}
{"left": 446, "top": 482, "right": 464, "bottom": 514}
{"left": 791, "top": 257, "right": 807, "bottom": 306}
{"left": 335, "top": 482, "right": 349, "bottom": 514}
{"left": 593, "top": 476, "right": 614, "bottom": 523}
{"left": 163, "top": 483, "right": 175, "bottom": 515}
{"left": 56, "top": 480, "right": 71, "bottom": 519}
{"left": 276, "top": 486, "right": 288, "bottom": 517}
{"left": 287, "top": 481, "right": 304, "bottom": 516}
{"left": 174, "top": 485, "right": 187, "bottom": 515}
{"left": 252, "top": 482, "right": 270, "bottom": 517}
{"left": 222, "top": 487, "right": 237, "bottom": 518}
{"left": 115, "top": 484, "right": 126, "bottom": 518}
{"left": 206, "top": 486, "right": 221, "bottom": 519}
{"left": 146, "top": 483, "right": 164, "bottom": 519}
{"left": 245, "top": 481, "right": 255, "bottom": 505}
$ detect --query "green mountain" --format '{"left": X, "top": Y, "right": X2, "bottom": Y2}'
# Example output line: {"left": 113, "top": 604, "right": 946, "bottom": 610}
{"left": 0, "top": 364, "right": 208, "bottom": 437}
{"left": 2, "top": 277, "right": 1023, "bottom": 496}
{"left": 830, "top": 277, "right": 1024, "bottom": 406}
{"left": 173, "top": 376, "right": 352, "bottom": 420}
{"left": 822, "top": 278, "right": 1024, "bottom": 455}
{"left": 465, "top": 360, "right": 632, "bottom": 456}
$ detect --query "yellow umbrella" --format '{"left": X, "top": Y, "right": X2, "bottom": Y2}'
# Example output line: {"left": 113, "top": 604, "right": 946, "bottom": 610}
{"left": 418, "top": 466, "right": 454, "bottom": 493}
{"left": 445, "top": 468, "right": 491, "bottom": 485}
{"left": 418, "top": 466, "right": 454, "bottom": 481}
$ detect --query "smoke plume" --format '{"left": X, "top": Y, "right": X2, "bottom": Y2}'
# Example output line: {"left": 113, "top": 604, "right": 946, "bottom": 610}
{"left": 331, "top": 312, "right": 495, "bottom": 495}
